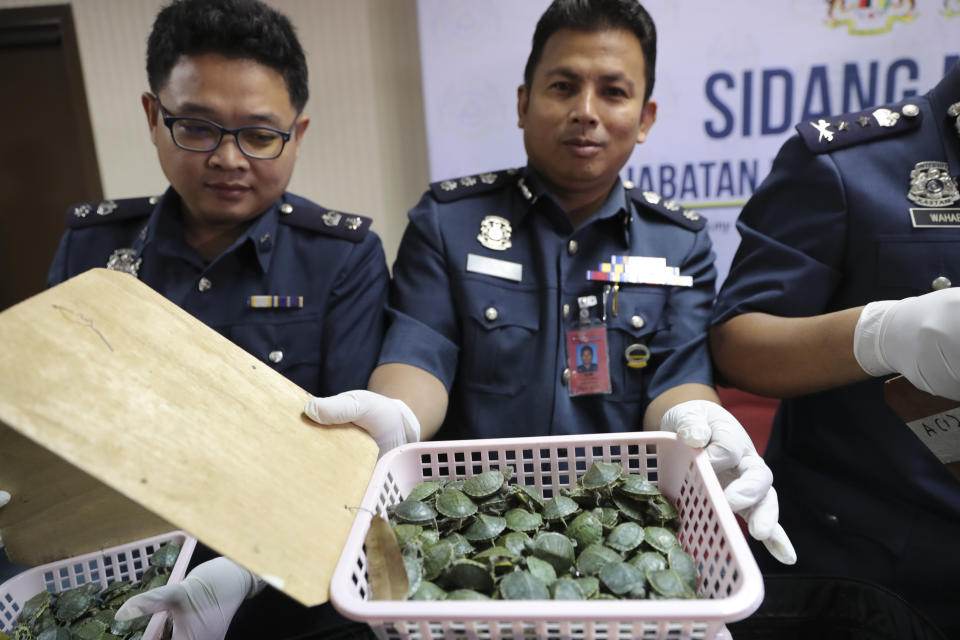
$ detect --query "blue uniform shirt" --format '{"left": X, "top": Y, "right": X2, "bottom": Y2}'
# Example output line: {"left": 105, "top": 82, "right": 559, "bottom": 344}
{"left": 48, "top": 188, "right": 389, "bottom": 397}
{"left": 712, "top": 63, "right": 960, "bottom": 634}
{"left": 379, "top": 166, "right": 716, "bottom": 440}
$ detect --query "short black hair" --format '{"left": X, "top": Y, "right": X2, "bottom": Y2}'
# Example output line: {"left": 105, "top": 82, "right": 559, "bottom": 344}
{"left": 581, "top": 345, "right": 594, "bottom": 356}
{"left": 523, "top": 0, "right": 657, "bottom": 103}
{"left": 147, "top": 0, "right": 309, "bottom": 112}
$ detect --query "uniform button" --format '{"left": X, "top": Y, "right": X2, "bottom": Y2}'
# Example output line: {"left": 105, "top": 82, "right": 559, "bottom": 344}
{"left": 561, "top": 368, "right": 571, "bottom": 385}
{"left": 484, "top": 307, "right": 499, "bottom": 321}
{"left": 631, "top": 315, "right": 645, "bottom": 329}
{"left": 562, "top": 303, "right": 570, "bottom": 318}
{"left": 268, "top": 350, "right": 283, "bottom": 364}
{"left": 901, "top": 103, "right": 920, "bottom": 117}
{"left": 932, "top": 276, "right": 952, "bottom": 291}
{"left": 823, "top": 513, "right": 839, "bottom": 527}
{"left": 279, "top": 203, "right": 293, "bottom": 215}
{"left": 197, "top": 277, "right": 212, "bottom": 292}
{"left": 567, "top": 240, "right": 579, "bottom": 256}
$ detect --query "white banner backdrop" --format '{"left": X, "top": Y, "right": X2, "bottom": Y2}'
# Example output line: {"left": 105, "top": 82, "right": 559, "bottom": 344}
{"left": 417, "top": 0, "right": 960, "bottom": 286}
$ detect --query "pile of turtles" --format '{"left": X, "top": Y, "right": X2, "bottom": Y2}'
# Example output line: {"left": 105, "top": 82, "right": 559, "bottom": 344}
{"left": 386, "top": 461, "right": 699, "bottom": 601}
{"left": 1, "top": 540, "right": 181, "bottom": 640}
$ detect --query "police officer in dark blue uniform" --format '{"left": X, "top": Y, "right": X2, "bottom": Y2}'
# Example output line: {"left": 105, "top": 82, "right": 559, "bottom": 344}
{"left": 306, "top": 0, "right": 795, "bottom": 568}
{"left": 711, "top": 62, "right": 960, "bottom": 638}
{"left": 55, "top": 2, "right": 387, "bottom": 639}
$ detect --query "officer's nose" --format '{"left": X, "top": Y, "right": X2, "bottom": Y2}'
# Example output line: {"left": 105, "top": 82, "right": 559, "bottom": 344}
{"left": 209, "top": 133, "right": 250, "bottom": 170}
{"left": 570, "top": 88, "right": 598, "bottom": 127}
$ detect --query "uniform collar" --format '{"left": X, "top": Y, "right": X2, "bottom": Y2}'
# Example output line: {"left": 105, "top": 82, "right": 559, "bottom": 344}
{"left": 518, "top": 165, "right": 630, "bottom": 241}
{"left": 141, "top": 188, "right": 279, "bottom": 273}
{"left": 517, "top": 164, "right": 630, "bottom": 235}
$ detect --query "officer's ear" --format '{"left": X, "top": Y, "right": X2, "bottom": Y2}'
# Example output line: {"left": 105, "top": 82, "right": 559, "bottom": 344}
{"left": 142, "top": 92, "right": 161, "bottom": 146}
{"left": 289, "top": 114, "right": 310, "bottom": 159}
{"left": 636, "top": 99, "right": 657, "bottom": 145}
{"left": 517, "top": 84, "right": 529, "bottom": 129}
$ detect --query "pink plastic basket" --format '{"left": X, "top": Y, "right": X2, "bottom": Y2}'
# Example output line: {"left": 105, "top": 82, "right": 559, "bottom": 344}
{"left": 0, "top": 530, "right": 196, "bottom": 638}
{"left": 330, "top": 432, "right": 763, "bottom": 640}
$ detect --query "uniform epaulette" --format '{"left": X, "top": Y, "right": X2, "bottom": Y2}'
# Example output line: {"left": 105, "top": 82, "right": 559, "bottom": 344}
{"left": 796, "top": 102, "right": 922, "bottom": 154}
{"left": 66, "top": 196, "right": 157, "bottom": 229}
{"left": 277, "top": 200, "right": 371, "bottom": 242}
{"left": 429, "top": 169, "right": 520, "bottom": 202}
{"left": 630, "top": 188, "right": 706, "bottom": 231}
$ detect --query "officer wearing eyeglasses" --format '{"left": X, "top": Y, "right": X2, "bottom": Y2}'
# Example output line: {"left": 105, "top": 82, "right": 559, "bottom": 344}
{"left": 46, "top": 0, "right": 388, "bottom": 402}
{"left": 45, "top": 2, "right": 387, "bottom": 637}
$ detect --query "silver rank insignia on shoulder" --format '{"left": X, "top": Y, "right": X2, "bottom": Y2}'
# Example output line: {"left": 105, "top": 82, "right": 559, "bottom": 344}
{"left": 908, "top": 161, "right": 960, "bottom": 207}
{"left": 73, "top": 203, "right": 92, "bottom": 218}
{"left": 96, "top": 200, "right": 118, "bottom": 216}
{"left": 872, "top": 108, "right": 900, "bottom": 127}
{"left": 478, "top": 215, "right": 512, "bottom": 251}
{"left": 811, "top": 118, "right": 835, "bottom": 142}
{"left": 949, "top": 101, "right": 960, "bottom": 138}
{"left": 106, "top": 248, "right": 141, "bottom": 277}
{"left": 322, "top": 210, "right": 342, "bottom": 226}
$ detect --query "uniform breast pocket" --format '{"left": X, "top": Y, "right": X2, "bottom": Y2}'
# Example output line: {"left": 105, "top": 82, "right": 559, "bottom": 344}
{"left": 606, "top": 288, "right": 669, "bottom": 401}
{"left": 229, "top": 318, "right": 323, "bottom": 392}
{"left": 876, "top": 237, "right": 960, "bottom": 298}
{"left": 460, "top": 280, "right": 540, "bottom": 395}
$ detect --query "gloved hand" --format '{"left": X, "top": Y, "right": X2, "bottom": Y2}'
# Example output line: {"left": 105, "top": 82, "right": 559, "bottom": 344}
{"left": 115, "top": 557, "right": 262, "bottom": 640}
{"left": 854, "top": 288, "right": 960, "bottom": 401}
{"left": 304, "top": 390, "right": 420, "bottom": 457}
{"left": 660, "top": 400, "right": 797, "bottom": 565}
{"left": 0, "top": 489, "right": 9, "bottom": 549}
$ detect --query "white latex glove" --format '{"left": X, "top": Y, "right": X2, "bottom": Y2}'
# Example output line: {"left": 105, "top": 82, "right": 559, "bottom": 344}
{"left": 0, "top": 489, "right": 9, "bottom": 549}
{"left": 115, "top": 557, "right": 262, "bottom": 640}
{"left": 854, "top": 288, "right": 960, "bottom": 401}
{"left": 304, "top": 390, "right": 420, "bottom": 457}
{"left": 660, "top": 400, "right": 797, "bottom": 565}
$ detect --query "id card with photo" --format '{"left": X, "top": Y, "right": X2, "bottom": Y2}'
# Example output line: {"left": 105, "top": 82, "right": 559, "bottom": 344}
{"left": 567, "top": 326, "right": 611, "bottom": 396}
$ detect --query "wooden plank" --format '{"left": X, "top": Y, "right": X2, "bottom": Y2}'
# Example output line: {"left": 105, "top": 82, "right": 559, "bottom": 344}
{"left": 0, "top": 269, "right": 379, "bottom": 605}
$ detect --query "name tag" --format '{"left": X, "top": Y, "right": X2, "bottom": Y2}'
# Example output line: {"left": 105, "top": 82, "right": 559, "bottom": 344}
{"left": 466, "top": 253, "right": 522, "bottom": 282}
{"left": 910, "top": 208, "right": 960, "bottom": 227}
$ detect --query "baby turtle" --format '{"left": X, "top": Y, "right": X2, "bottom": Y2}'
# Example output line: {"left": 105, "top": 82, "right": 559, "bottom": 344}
{"left": 644, "top": 526, "right": 680, "bottom": 554}
{"left": 389, "top": 499, "right": 437, "bottom": 525}
{"left": 403, "top": 555, "right": 423, "bottom": 599}
{"left": 499, "top": 570, "right": 550, "bottom": 600}
{"left": 422, "top": 540, "right": 456, "bottom": 581}
{"left": 532, "top": 532, "right": 575, "bottom": 574}
{"left": 512, "top": 483, "right": 544, "bottom": 511}
{"left": 148, "top": 541, "right": 181, "bottom": 568}
{"left": 392, "top": 523, "right": 424, "bottom": 553}
{"left": 406, "top": 479, "right": 445, "bottom": 502}
{"left": 435, "top": 487, "right": 478, "bottom": 520}
{"left": 443, "top": 559, "right": 494, "bottom": 593}
{"left": 498, "top": 531, "right": 531, "bottom": 557}
{"left": 617, "top": 474, "right": 661, "bottom": 499}
{"left": 599, "top": 562, "right": 646, "bottom": 598}
{"left": 442, "top": 532, "right": 475, "bottom": 557}
{"left": 575, "top": 543, "right": 621, "bottom": 576}
{"left": 646, "top": 495, "right": 679, "bottom": 522}
{"left": 564, "top": 510, "right": 603, "bottom": 548}
{"left": 445, "top": 589, "right": 490, "bottom": 600}
{"left": 462, "top": 467, "right": 513, "bottom": 499}
{"left": 629, "top": 550, "right": 667, "bottom": 573}
{"left": 17, "top": 590, "right": 52, "bottom": 625}
{"left": 462, "top": 514, "right": 506, "bottom": 543}
{"left": 52, "top": 586, "right": 95, "bottom": 623}
{"left": 410, "top": 580, "right": 447, "bottom": 600}
{"left": 647, "top": 568, "right": 697, "bottom": 599}
{"left": 525, "top": 555, "right": 557, "bottom": 586}
{"left": 504, "top": 508, "right": 542, "bottom": 533}
{"left": 580, "top": 461, "right": 623, "bottom": 491}
{"left": 668, "top": 547, "right": 699, "bottom": 590}
{"left": 551, "top": 577, "right": 585, "bottom": 600}
{"left": 606, "top": 521, "right": 645, "bottom": 553}
{"left": 541, "top": 495, "right": 580, "bottom": 523}
{"left": 575, "top": 575, "right": 600, "bottom": 599}
{"left": 37, "top": 628, "right": 71, "bottom": 640}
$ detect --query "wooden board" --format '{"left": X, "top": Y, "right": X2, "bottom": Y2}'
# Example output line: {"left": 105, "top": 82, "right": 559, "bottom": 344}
{"left": 0, "top": 268, "right": 379, "bottom": 606}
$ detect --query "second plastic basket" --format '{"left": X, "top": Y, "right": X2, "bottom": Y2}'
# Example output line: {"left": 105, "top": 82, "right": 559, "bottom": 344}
{"left": 330, "top": 432, "right": 764, "bottom": 640}
{"left": 0, "top": 530, "right": 196, "bottom": 639}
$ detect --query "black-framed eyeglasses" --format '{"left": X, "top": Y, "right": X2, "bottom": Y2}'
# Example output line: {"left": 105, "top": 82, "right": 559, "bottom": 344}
{"left": 156, "top": 99, "right": 296, "bottom": 160}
